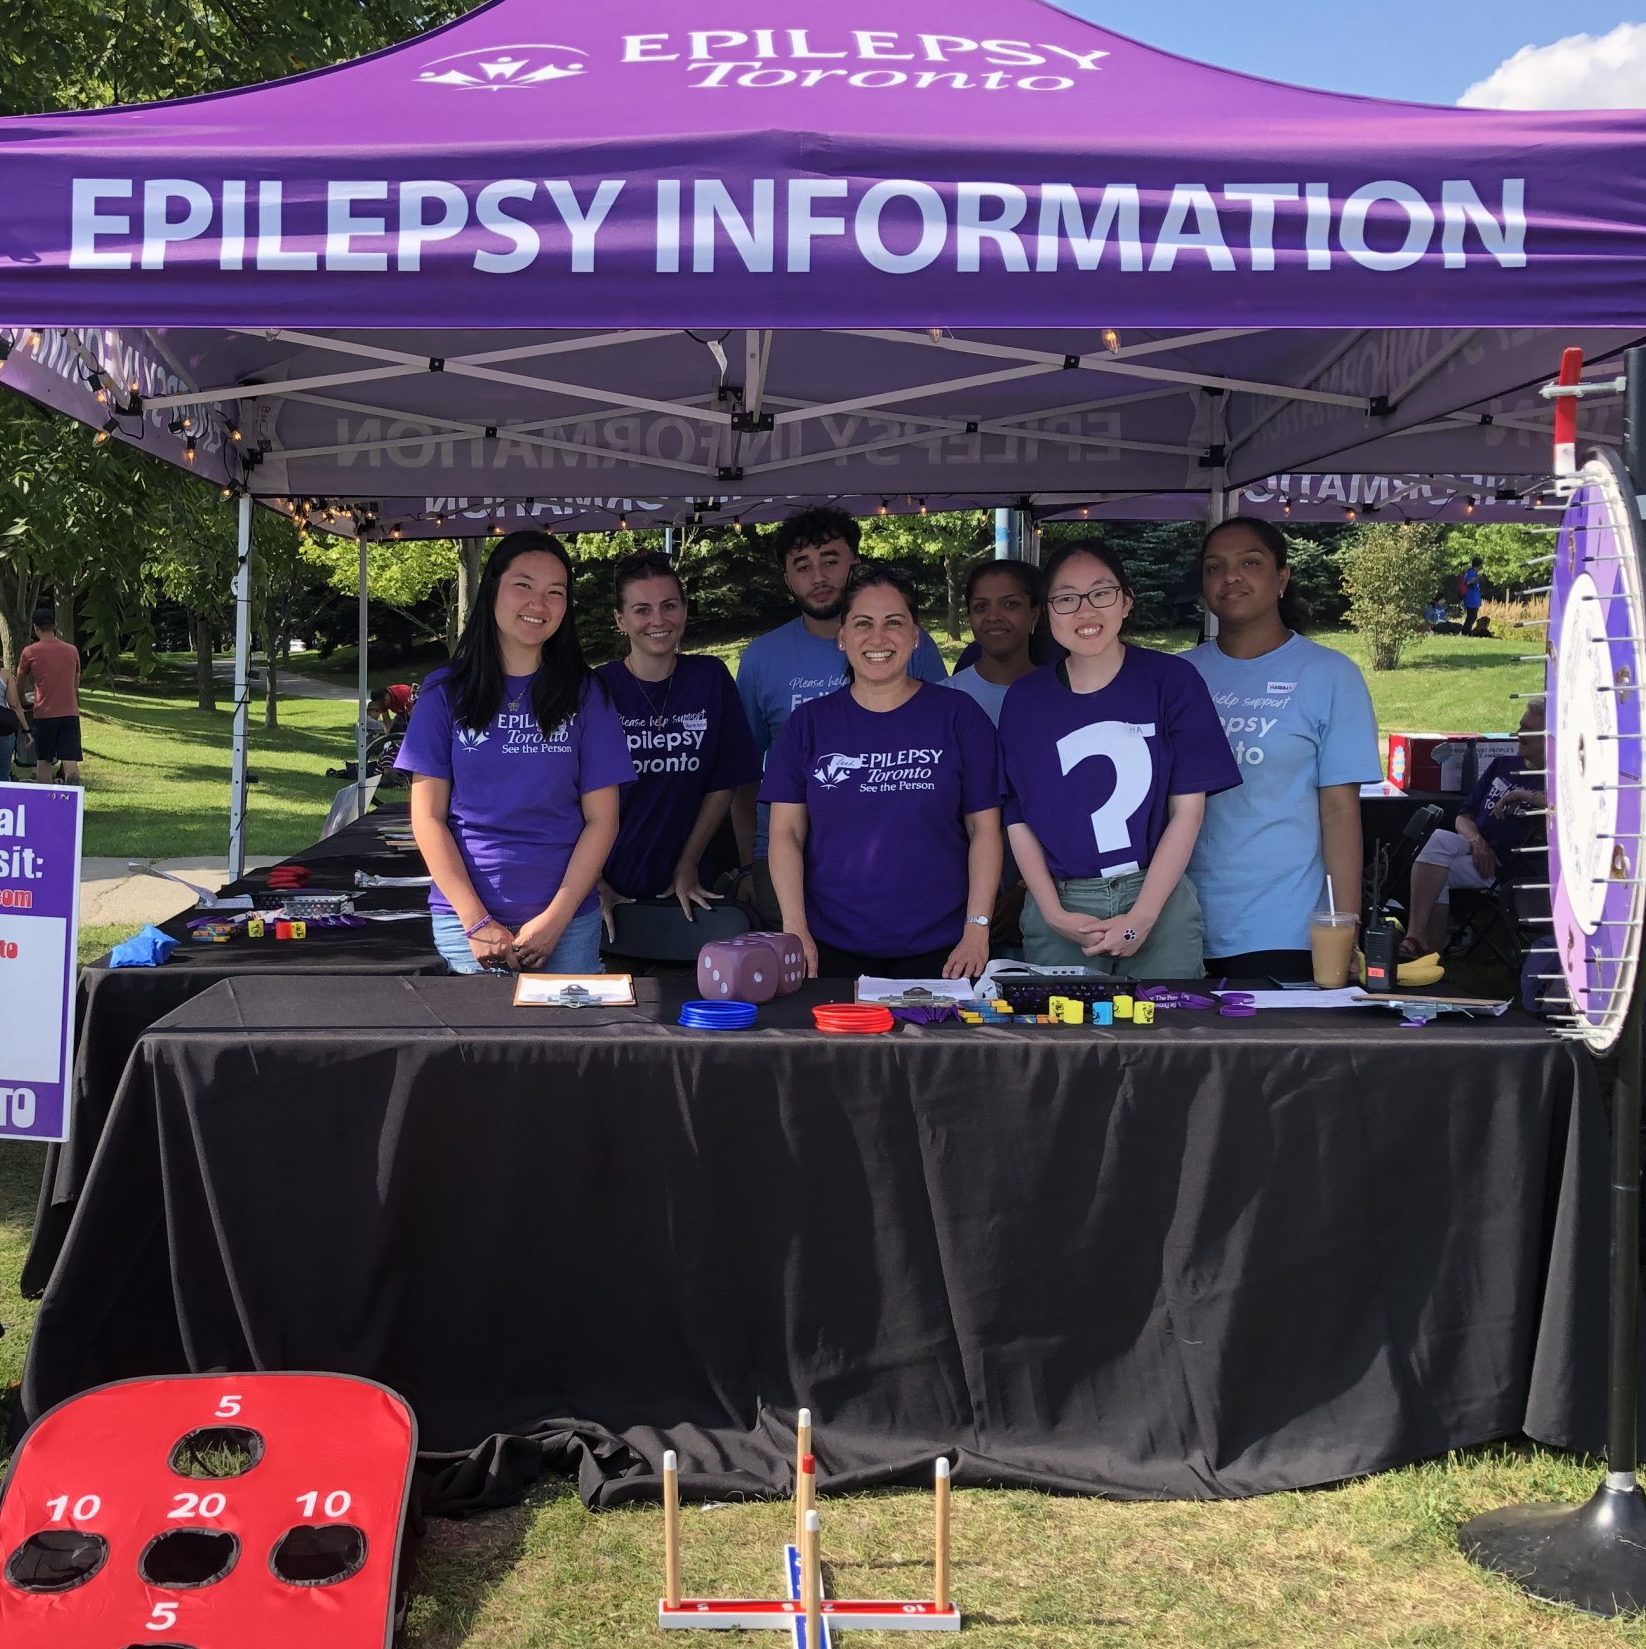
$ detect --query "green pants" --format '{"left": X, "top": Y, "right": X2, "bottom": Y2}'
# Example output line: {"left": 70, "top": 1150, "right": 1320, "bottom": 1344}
{"left": 1021, "top": 870, "right": 1204, "bottom": 979}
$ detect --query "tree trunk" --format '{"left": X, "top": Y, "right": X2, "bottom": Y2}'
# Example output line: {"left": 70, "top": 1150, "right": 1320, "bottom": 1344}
{"left": 456, "top": 538, "right": 486, "bottom": 642}
{"left": 193, "top": 616, "right": 216, "bottom": 712}
{"left": 0, "top": 567, "right": 38, "bottom": 677}
{"left": 945, "top": 551, "right": 965, "bottom": 643}
{"left": 262, "top": 593, "right": 280, "bottom": 729}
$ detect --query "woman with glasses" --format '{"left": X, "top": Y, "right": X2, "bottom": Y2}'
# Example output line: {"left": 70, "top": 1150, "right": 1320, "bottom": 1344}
{"left": 998, "top": 540, "right": 1239, "bottom": 976}
{"left": 1187, "top": 518, "right": 1380, "bottom": 979}
{"left": 396, "top": 530, "right": 637, "bottom": 975}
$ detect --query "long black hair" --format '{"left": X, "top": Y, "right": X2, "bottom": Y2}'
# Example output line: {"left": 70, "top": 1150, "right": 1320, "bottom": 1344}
{"left": 446, "top": 531, "right": 590, "bottom": 736}
{"left": 1041, "top": 538, "right": 1132, "bottom": 603}
{"left": 1201, "top": 517, "right": 1311, "bottom": 634}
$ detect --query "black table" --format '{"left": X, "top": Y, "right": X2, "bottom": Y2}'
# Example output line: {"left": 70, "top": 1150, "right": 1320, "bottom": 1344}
{"left": 21, "top": 815, "right": 443, "bottom": 1295}
{"left": 23, "top": 975, "right": 1606, "bottom": 1515}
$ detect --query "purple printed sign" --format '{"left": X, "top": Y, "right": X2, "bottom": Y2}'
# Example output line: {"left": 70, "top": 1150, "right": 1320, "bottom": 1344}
{"left": 0, "top": 783, "right": 82, "bottom": 1142}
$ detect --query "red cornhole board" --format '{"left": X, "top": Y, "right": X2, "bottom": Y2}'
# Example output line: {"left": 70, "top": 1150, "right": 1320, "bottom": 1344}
{"left": 0, "top": 1372, "right": 417, "bottom": 1649}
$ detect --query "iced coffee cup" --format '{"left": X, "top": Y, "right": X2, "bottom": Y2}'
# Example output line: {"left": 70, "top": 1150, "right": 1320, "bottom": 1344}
{"left": 1309, "top": 911, "right": 1359, "bottom": 989}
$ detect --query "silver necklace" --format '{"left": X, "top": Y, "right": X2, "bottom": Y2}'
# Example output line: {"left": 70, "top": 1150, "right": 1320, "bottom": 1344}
{"left": 630, "top": 659, "right": 678, "bottom": 729}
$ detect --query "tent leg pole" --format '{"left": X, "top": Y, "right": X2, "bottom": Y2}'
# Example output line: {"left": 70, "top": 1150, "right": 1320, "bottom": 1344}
{"left": 356, "top": 539, "right": 369, "bottom": 821}
{"left": 227, "top": 493, "right": 252, "bottom": 884}
{"left": 994, "top": 507, "right": 1011, "bottom": 560}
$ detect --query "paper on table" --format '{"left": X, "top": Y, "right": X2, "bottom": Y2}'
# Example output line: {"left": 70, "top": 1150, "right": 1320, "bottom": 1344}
{"left": 855, "top": 977, "right": 974, "bottom": 1003}
{"left": 354, "top": 872, "right": 433, "bottom": 888}
{"left": 513, "top": 973, "right": 636, "bottom": 1006}
{"left": 1214, "top": 987, "right": 1369, "bottom": 1010}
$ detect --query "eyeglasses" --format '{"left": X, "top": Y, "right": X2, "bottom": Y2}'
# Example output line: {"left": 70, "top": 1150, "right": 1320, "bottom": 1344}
{"left": 1048, "top": 585, "right": 1124, "bottom": 616}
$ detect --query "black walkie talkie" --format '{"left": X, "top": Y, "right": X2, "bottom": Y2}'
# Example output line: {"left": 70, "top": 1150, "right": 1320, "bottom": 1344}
{"left": 1362, "top": 841, "right": 1396, "bottom": 992}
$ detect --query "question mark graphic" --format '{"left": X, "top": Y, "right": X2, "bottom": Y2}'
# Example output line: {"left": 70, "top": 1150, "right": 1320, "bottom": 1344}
{"left": 1057, "top": 721, "right": 1157, "bottom": 875}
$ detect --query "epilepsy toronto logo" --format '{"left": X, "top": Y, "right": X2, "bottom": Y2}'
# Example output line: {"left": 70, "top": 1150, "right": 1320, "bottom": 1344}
{"left": 417, "top": 44, "right": 588, "bottom": 90}
{"left": 813, "top": 752, "right": 869, "bottom": 787}
{"left": 455, "top": 726, "right": 490, "bottom": 750}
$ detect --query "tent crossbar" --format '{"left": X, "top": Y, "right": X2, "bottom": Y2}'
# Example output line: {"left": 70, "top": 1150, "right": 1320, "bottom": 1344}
{"left": 440, "top": 358, "right": 731, "bottom": 424}
{"left": 281, "top": 386, "right": 720, "bottom": 442}
{"left": 837, "top": 330, "right": 1369, "bottom": 411}
{"left": 1388, "top": 329, "right": 1481, "bottom": 407}
{"left": 145, "top": 363, "right": 422, "bottom": 414}
{"left": 772, "top": 361, "right": 1064, "bottom": 426}
{"left": 1225, "top": 328, "right": 1372, "bottom": 458}
{"left": 1107, "top": 327, "right": 1262, "bottom": 360}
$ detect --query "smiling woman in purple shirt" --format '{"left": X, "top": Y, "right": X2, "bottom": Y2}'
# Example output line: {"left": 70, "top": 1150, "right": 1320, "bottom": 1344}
{"left": 760, "top": 564, "right": 1004, "bottom": 980}
{"left": 999, "top": 540, "right": 1240, "bottom": 978}
{"left": 395, "top": 531, "right": 637, "bottom": 975}
{"left": 595, "top": 551, "right": 762, "bottom": 932}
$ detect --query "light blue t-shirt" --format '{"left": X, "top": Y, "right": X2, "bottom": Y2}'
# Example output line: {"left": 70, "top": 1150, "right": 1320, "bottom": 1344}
{"left": 944, "top": 664, "right": 1010, "bottom": 727}
{"left": 737, "top": 615, "right": 948, "bottom": 855}
{"left": 1185, "top": 633, "right": 1381, "bottom": 957}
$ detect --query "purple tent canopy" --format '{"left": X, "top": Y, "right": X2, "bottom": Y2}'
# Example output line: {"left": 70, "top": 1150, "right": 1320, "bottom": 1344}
{"left": 0, "top": 0, "right": 1642, "bottom": 526}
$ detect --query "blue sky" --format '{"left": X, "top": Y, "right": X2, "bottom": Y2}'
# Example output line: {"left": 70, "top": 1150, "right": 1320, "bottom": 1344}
{"left": 1050, "top": 1, "right": 1643, "bottom": 105}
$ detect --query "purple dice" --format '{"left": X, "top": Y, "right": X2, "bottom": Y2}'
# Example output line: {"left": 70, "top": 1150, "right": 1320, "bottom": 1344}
{"left": 697, "top": 936, "right": 783, "bottom": 1003}
{"left": 745, "top": 932, "right": 807, "bottom": 995}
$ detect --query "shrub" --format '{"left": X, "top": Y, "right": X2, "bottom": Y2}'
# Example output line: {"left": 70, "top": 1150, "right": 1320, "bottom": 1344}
{"left": 1341, "top": 522, "right": 1448, "bottom": 670}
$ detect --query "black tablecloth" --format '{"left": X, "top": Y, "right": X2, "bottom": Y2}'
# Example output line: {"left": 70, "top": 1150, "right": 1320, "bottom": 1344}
{"left": 21, "top": 815, "right": 442, "bottom": 1295}
{"left": 23, "top": 975, "right": 1606, "bottom": 1515}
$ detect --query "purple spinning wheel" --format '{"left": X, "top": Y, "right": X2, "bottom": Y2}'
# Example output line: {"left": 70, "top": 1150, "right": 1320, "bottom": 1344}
{"left": 1547, "top": 447, "right": 1646, "bottom": 1052}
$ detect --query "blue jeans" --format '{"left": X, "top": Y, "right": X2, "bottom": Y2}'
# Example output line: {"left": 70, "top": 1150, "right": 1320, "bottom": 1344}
{"left": 431, "top": 907, "right": 604, "bottom": 976}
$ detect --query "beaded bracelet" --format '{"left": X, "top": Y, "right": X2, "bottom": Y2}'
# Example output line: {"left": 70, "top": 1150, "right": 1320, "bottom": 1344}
{"left": 464, "top": 915, "right": 496, "bottom": 938}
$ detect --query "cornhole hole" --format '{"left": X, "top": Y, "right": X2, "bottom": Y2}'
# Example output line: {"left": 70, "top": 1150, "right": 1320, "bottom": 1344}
{"left": 0, "top": 1372, "right": 417, "bottom": 1648}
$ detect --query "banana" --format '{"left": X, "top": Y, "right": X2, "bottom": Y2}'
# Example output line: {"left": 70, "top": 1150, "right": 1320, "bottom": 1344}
{"left": 1354, "top": 950, "right": 1446, "bottom": 988}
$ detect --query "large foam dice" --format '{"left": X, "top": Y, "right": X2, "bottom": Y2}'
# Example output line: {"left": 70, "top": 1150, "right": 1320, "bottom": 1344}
{"left": 697, "top": 936, "right": 783, "bottom": 1003}
{"left": 745, "top": 931, "right": 808, "bottom": 995}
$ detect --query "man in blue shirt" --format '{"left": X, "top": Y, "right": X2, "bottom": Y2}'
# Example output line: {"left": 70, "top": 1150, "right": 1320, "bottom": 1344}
{"left": 1461, "top": 557, "right": 1485, "bottom": 635}
{"left": 732, "top": 506, "right": 948, "bottom": 921}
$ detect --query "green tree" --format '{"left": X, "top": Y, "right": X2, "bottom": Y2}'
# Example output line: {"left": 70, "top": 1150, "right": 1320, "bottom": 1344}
{"left": 1443, "top": 522, "right": 1551, "bottom": 599}
{"left": 1340, "top": 522, "right": 1448, "bottom": 671}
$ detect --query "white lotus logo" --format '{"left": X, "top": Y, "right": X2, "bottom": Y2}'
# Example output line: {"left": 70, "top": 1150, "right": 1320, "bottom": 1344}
{"left": 418, "top": 44, "right": 588, "bottom": 90}
{"left": 455, "top": 726, "right": 490, "bottom": 749}
{"left": 813, "top": 753, "right": 869, "bottom": 787}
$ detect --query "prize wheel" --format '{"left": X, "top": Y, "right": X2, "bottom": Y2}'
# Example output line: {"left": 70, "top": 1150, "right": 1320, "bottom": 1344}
{"left": 1547, "top": 448, "right": 1646, "bottom": 1052}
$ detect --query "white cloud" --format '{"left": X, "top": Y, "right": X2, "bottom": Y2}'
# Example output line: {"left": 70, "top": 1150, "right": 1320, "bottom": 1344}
{"left": 1459, "top": 21, "right": 1646, "bottom": 109}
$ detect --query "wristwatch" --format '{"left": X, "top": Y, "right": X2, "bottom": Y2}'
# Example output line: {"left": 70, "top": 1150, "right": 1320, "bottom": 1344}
{"left": 964, "top": 915, "right": 990, "bottom": 928}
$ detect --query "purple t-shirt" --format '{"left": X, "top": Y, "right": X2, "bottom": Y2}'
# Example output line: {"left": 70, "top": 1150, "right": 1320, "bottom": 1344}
{"left": 595, "top": 654, "right": 763, "bottom": 898}
{"left": 999, "top": 648, "right": 1240, "bottom": 881}
{"left": 758, "top": 683, "right": 1004, "bottom": 957}
{"left": 395, "top": 666, "right": 637, "bottom": 925}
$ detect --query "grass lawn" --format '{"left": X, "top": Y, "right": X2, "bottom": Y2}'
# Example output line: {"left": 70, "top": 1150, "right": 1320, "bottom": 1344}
{"left": 20, "top": 622, "right": 1571, "bottom": 1647}
{"left": 73, "top": 673, "right": 358, "bottom": 860}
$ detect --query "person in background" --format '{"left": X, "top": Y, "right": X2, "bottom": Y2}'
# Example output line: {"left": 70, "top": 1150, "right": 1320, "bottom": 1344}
{"left": 15, "top": 607, "right": 83, "bottom": 785}
{"left": 999, "top": 540, "right": 1238, "bottom": 977}
{"left": 1402, "top": 697, "right": 1546, "bottom": 957}
{"left": 948, "top": 559, "right": 1042, "bottom": 726}
{"left": 732, "top": 506, "right": 947, "bottom": 922}
{"left": 595, "top": 552, "right": 762, "bottom": 933}
{"left": 1188, "top": 518, "right": 1382, "bottom": 981}
{"left": 0, "top": 657, "right": 18, "bottom": 779}
{"left": 1460, "top": 556, "right": 1485, "bottom": 635}
{"left": 396, "top": 531, "right": 636, "bottom": 975}
{"left": 1423, "top": 594, "right": 1457, "bottom": 633}
{"left": 369, "top": 682, "right": 415, "bottom": 734}
{"left": 762, "top": 564, "right": 1002, "bottom": 980}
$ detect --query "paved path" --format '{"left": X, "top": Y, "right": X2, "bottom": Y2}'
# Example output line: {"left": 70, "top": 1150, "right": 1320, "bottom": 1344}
{"left": 81, "top": 855, "right": 280, "bottom": 929}
{"left": 209, "top": 658, "right": 359, "bottom": 702}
